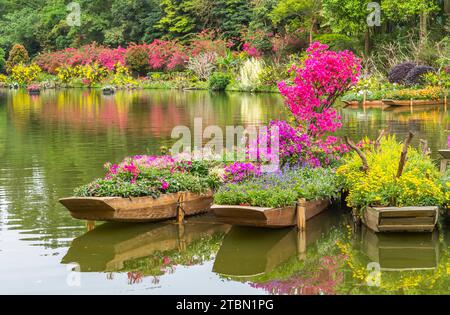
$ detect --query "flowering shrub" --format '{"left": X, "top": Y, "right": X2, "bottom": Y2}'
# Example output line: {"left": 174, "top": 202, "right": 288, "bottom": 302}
{"left": 385, "top": 86, "right": 442, "bottom": 100}
{"left": 78, "top": 63, "right": 109, "bottom": 85}
{"left": 55, "top": 65, "right": 80, "bottom": 83}
{"left": 187, "top": 52, "right": 217, "bottom": 80}
{"left": 125, "top": 44, "right": 150, "bottom": 75}
{"left": 147, "top": 40, "right": 188, "bottom": 72}
{"left": 98, "top": 47, "right": 126, "bottom": 71}
{"left": 214, "top": 167, "right": 341, "bottom": 208}
{"left": 74, "top": 155, "right": 220, "bottom": 198}
{"left": 278, "top": 42, "right": 361, "bottom": 136}
{"left": 242, "top": 42, "right": 261, "bottom": 58}
{"left": 11, "top": 63, "right": 41, "bottom": 85}
{"left": 223, "top": 162, "right": 261, "bottom": 183}
{"left": 239, "top": 58, "right": 265, "bottom": 91}
{"left": 337, "top": 135, "right": 445, "bottom": 213}
{"left": 251, "top": 120, "right": 348, "bottom": 168}
{"left": 111, "top": 63, "right": 138, "bottom": 87}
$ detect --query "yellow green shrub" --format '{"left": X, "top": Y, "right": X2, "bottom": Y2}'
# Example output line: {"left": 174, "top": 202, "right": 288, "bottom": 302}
{"left": 55, "top": 65, "right": 81, "bottom": 83}
{"left": 11, "top": 63, "right": 41, "bottom": 85}
{"left": 111, "top": 63, "right": 138, "bottom": 87}
{"left": 337, "top": 135, "right": 445, "bottom": 213}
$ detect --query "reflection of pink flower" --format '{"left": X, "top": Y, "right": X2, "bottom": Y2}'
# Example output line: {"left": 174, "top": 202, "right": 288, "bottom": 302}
{"left": 162, "top": 256, "right": 171, "bottom": 265}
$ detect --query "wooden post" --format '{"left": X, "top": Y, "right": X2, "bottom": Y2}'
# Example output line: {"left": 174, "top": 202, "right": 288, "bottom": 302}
{"left": 177, "top": 193, "right": 185, "bottom": 223}
{"left": 296, "top": 198, "right": 306, "bottom": 231}
{"left": 296, "top": 229, "right": 306, "bottom": 260}
{"left": 440, "top": 159, "right": 448, "bottom": 175}
{"left": 86, "top": 220, "right": 95, "bottom": 231}
{"left": 410, "top": 98, "right": 413, "bottom": 114}
{"left": 396, "top": 131, "right": 414, "bottom": 178}
{"left": 363, "top": 90, "right": 367, "bottom": 108}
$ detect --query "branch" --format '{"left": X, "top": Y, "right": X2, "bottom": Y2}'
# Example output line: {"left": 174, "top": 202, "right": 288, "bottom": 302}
{"left": 419, "top": 139, "right": 430, "bottom": 156}
{"left": 396, "top": 131, "right": 415, "bottom": 178}
{"left": 345, "top": 136, "right": 369, "bottom": 172}
{"left": 374, "top": 129, "right": 385, "bottom": 151}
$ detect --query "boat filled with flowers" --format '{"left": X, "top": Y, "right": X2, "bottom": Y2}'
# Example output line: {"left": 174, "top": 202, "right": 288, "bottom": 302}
{"left": 59, "top": 155, "right": 221, "bottom": 222}
{"left": 337, "top": 134, "right": 447, "bottom": 232}
{"left": 212, "top": 166, "right": 341, "bottom": 228}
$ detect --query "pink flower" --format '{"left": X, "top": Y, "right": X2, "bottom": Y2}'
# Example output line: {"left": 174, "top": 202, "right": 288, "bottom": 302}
{"left": 160, "top": 180, "right": 169, "bottom": 191}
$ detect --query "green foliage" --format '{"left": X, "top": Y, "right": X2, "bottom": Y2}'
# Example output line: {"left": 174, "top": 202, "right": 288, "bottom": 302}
{"left": 314, "top": 34, "right": 360, "bottom": 52}
{"left": 208, "top": 72, "right": 231, "bottom": 90}
{"left": 6, "top": 43, "right": 29, "bottom": 73}
{"left": 214, "top": 167, "right": 341, "bottom": 208}
{"left": 321, "top": 0, "right": 370, "bottom": 35}
{"left": 157, "top": 0, "right": 198, "bottom": 38}
{"left": 0, "top": 48, "right": 5, "bottom": 73}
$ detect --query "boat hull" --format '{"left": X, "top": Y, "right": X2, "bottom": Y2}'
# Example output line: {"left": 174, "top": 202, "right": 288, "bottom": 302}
{"left": 212, "top": 199, "right": 330, "bottom": 228}
{"left": 362, "top": 206, "right": 439, "bottom": 233}
{"left": 59, "top": 191, "right": 213, "bottom": 222}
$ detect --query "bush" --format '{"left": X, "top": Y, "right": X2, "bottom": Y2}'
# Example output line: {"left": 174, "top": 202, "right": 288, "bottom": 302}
{"left": 187, "top": 52, "right": 217, "bottom": 81}
{"left": 404, "top": 65, "right": 436, "bottom": 86}
{"left": 0, "top": 48, "right": 5, "bottom": 73}
{"left": 208, "top": 72, "right": 231, "bottom": 91}
{"left": 387, "top": 62, "right": 416, "bottom": 84}
{"left": 6, "top": 44, "right": 29, "bottom": 73}
{"left": 314, "top": 34, "right": 360, "bottom": 52}
{"left": 239, "top": 58, "right": 265, "bottom": 91}
{"left": 125, "top": 44, "right": 150, "bottom": 76}
{"left": 337, "top": 135, "right": 445, "bottom": 213}
{"left": 384, "top": 86, "right": 442, "bottom": 100}
{"left": 11, "top": 63, "right": 41, "bottom": 85}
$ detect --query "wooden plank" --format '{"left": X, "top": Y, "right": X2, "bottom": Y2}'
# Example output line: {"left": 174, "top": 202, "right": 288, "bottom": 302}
{"left": 377, "top": 224, "right": 436, "bottom": 232}
{"left": 380, "top": 217, "right": 435, "bottom": 226}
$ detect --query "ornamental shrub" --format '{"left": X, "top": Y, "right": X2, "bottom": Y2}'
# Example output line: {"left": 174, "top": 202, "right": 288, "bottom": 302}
{"left": 11, "top": 63, "right": 41, "bottom": 85}
{"left": 6, "top": 44, "right": 29, "bottom": 73}
{"left": 336, "top": 135, "right": 445, "bottom": 213}
{"left": 239, "top": 58, "right": 265, "bottom": 91}
{"left": 278, "top": 42, "right": 361, "bottom": 136}
{"left": 187, "top": 52, "right": 217, "bottom": 80}
{"left": 387, "top": 62, "right": 416, "bottom": 84}
{"left": 208, "top": 72, "right": 231, "bottom": 91}
{"left": 404, "top": 65, "right": 436, "bottom": 86}
{"left": 125, "top": 44, "right": 150, "bottom": 76}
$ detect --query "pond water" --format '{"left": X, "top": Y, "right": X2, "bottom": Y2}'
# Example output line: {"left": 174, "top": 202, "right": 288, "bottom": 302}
{"left": 0, "top": 89, "right": 449, "bottom": 294}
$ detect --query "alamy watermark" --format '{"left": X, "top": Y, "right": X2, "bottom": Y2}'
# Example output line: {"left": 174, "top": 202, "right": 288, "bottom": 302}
{"left": 367, "top": 2, "right": 381, "bottom": 27}
{"left": 66, "top": 2, "right": 81, "bottom": 27}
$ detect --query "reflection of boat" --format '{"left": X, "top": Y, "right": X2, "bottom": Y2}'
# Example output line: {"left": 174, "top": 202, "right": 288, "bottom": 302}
{"left": 343, "top": 100, "right": 386, "bottom": 108}
{"left": 59, "top": 191, "right": 213, "bottom": 222}
{"left": 362, "top": 206, "right": 439, "bottom": 232}
{"left": 212, "top": 208, "right": 341, "bottom": 278}
{"left": 360, "top": 227, "right": 440, "bottom": 271}
{"left": 61, "top": 216, "right": 230, "bottom": 273}
{"left": 212, "top": 199, "right": 330, "bottom": 228}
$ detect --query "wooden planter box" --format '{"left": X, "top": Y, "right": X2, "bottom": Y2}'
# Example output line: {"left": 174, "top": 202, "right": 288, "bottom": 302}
{"left": 59, "top": 190, "right": 213, "bottom": 223}
{"left": 212, "top": 199, "right": 330, "bottom": 228}
{"left": 362, "top": 206, "right": 439, "bottom": 233}
{"left": 382, "top": 99, "right": 443, "bottom": 106}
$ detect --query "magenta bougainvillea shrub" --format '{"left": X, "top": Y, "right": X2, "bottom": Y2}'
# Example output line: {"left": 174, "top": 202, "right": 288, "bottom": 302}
{"left": 278, "top": 42, "right": 361, "bottom": 136}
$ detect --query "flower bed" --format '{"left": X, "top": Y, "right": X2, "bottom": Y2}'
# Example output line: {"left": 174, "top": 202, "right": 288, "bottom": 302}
{"left": 214, "top": 167, "right": 340, "bottom": 208}
{"left": 74, "top": 155, "right": 220, "bottom": 198}
{"left": 384, "top": 86, "right": 442, "bottom": 101}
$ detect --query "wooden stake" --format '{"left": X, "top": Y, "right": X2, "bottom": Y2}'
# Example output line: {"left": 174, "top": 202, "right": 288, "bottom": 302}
{"left": 345, "top": 136, "right": 369, "bottom": 172}
{"left": 86, "top": 220, "right": 95, "bottom": 231}
{"left": 177, "top": 192, "right": 185, "bottom": 223}
{"left": 374, "top": 129, "right": 385, "bottom": 151}
{"left": 396, "top": 131, "right": 414, "bottom": 178}
{"left": 296, "top": 198, "right": 306, "bottom": 231}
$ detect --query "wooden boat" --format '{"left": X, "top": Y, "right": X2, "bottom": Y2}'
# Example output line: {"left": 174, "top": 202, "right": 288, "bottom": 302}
{"left": 213, "top": 208, "right": 342, "bottom": 278}
{"left": 343, "top": 100, "right": 385, "bottom": 108}
{"left": 360, "top": 227, "right": 440, "bottom": 271}
{"left": 342, "top": 100, "right": 359, "bottom": 107}
{"left": 362, "top": 206, "right": 439, "bottom": 233}
{"left": 438, "top": 149, "right": 450, "bottom": 160}
{"left": 59, "top": 190, "right": 213, "bottom": 223}
{"left": 382, "top": 99, "right": 443, "bottom": 106}
{"left": 212, "top": 198, "right": 330, "bottom": 228}
{"left": 62, "top": 216, "right": 230, "bottom": 273}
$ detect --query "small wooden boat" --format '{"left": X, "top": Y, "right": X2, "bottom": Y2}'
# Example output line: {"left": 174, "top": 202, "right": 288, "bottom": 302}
{"left": 362, "top": 206, "right": 439, "bottom": 233}
{"left": 360, "top": 227, "right": 440, "bottom": 271}
{"left": 59, "top": 190, "right": 213, "bottom": 223}
{"left": 438, "top": 149, "right": 450, "bottom": 160}
{"left": 382, "top": 99, "right": 443, "bottom": 106}
{"left": 212, "top": 198, "right": 330, "bottom": 228}
{"left": 342, "top": 100, "right": 359, "bottom": 107}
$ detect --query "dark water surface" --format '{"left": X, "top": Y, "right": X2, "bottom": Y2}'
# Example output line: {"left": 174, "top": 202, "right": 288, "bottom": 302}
{"left": 0, "top": 89, "right": 448, "bottom": 294}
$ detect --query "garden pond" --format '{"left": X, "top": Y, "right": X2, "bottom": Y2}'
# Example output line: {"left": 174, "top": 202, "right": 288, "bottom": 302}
{"left": 0, "top": 89, "right": 449, "bottom": 294}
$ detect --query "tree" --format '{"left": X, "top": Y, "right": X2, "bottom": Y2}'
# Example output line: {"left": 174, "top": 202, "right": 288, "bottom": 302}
{"left": 6, "top": 43, "right": 29, "bottom": 73}
{"left": 157, "top": 0, "right": 198, "bottom": 38}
